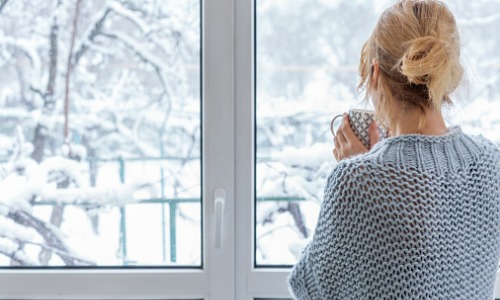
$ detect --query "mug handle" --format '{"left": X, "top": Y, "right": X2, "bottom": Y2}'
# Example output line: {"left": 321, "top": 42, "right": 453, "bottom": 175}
{"left": 330, "top": 114, "right": 344, "bottom": 136}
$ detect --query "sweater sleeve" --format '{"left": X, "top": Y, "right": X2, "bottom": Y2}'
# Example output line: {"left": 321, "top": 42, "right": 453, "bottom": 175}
{"left": 288, "top": 161, "right": 355, "bottom": 299}
{"left": 287, "top": 244, "right": 319, "bottom": 300}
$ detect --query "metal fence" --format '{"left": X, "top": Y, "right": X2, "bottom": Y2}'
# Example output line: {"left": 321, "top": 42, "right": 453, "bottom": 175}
{"left": 32, "top": 157, "right": 305, "bottom": 265}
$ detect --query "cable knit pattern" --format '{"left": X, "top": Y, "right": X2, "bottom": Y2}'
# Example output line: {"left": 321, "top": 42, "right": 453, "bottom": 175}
{"left": 288, "top": 126, "right": 500, "bottom": 299}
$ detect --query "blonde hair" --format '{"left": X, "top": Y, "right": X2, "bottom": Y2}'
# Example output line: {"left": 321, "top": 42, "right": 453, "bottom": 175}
{"left": 359, "top": 0, "right": 463, "bottom": 130}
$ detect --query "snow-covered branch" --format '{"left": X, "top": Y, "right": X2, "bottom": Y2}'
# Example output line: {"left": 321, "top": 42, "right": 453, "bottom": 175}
{"left": 73, "top": 7, "right": 112, "bottom": 66}
{"left": 0, "top": 37, "right": 42, "bottom": 70}
{"left": 40, "top": 184, "right": 138, "bottom": 207}
{"left": 107, "top": 1, "right": 150, "bottom": 34}
{"left": 6, "top": 206, "right": 90, "bottom": 266}
{"left": 0, "top": 239, "right": 38, "bottom": 266}
{"left": 100, "top": 30, "right": 170, "bottom": 90}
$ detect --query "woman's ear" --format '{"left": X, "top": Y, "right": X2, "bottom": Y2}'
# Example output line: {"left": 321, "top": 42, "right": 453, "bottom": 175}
{"left": 371, "top": 59, "right": 380, "bottom": 90}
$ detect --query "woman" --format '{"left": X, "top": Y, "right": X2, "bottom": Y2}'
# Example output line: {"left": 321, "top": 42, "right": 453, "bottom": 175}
{"left": 288, "top": 0, "right": 500, "bottom": 299}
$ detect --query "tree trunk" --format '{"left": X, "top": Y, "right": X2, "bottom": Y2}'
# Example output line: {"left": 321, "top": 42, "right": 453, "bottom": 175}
{"left": 288, "top": 202, "right": 309, "bottom": 238}
{"left": 39, "top": 1, "right": 83, "bottom": 265}
{"left": 64, "top": 0, "right": 82, "bottom": 141}
{"left": 31, "top": 11, "right": 59, "bottom": 163}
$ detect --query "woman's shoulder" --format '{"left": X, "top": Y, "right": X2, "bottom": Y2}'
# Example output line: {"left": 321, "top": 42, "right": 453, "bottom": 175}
{"left": 326, "top": 156, "right": 381, "bottom": 186}
{"left": 468, "top": 134, "right": 500, "bottom": 154}
{"left": 457, "top": 131, "right": 500, "bottom": 167}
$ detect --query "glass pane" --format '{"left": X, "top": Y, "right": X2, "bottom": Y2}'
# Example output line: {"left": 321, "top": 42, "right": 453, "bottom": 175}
{"left": 0, "top": 0, "right": 201, "bottom": 267}
{"left": 255, "top": 0, "right": 500, "bottom": 266}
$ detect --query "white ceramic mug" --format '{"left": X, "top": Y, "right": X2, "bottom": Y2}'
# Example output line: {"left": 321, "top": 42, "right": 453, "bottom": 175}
{"left": 330, "top": 109, "right": 387, "bottom": 149}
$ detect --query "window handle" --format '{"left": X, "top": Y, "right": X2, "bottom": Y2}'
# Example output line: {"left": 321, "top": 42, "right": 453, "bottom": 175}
{"left": 214, "top": 189, "right": 226, "bottom": 249}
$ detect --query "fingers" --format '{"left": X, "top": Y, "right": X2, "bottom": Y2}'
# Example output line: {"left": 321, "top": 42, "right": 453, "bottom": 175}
{"left": 332, "top": 113, "right": 370, "bottom": 161}
{"left": 332, "top": 147, "right": 339, "bottom": 161}
{"left": 333, "top": 134, "right": 341, "bottom": 161}
{"left": 334, "top": 134, "right": 340, "bottom": 150}
{"left": 369, "top": 122, "right": 381, "bottom": 149}
{"left": 335, "top": 126, "right": 347, "bottom": 145}
{"left": 339, "top": 114, "right": 358, "bottom": 144}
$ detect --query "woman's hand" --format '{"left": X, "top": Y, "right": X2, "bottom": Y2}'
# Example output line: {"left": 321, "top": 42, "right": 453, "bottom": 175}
{"left": 332, "top": 113, "right": 381, "bottom": 161}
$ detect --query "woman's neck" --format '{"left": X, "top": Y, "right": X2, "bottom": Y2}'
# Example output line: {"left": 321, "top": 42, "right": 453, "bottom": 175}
{"left": 390, "top": 108, "right": 449, "bottom": 137}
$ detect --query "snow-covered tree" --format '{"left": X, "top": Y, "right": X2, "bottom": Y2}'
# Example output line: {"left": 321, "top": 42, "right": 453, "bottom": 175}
{"left": 0, "top": 0, "right": 200, "bottom": 266}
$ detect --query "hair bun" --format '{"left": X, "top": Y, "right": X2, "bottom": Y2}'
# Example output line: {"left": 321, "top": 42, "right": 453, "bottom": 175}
{"left": 401, "top": 36, "right": 448, "bottom": 84}
{"left": 400, "top": 35, "right": 461, "bottom": 107}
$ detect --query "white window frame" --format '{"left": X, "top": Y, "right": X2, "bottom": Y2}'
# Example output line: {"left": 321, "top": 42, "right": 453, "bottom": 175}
{"left": 0, "top": 0, "right": 236, "bottom": 298}
{"left": 234, "top": 0, "right": 293, "bottom": 298}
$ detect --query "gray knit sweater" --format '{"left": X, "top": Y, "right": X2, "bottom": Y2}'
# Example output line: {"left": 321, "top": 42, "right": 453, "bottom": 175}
{"left": 288, "top": 126, "right": 500, "bottom": 299}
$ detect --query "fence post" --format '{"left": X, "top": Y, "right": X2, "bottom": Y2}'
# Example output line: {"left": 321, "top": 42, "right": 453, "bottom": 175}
{"left": 118, "top": 157, "right": 128, "bottom": 264}
{"left": 160, "top": 167, "right": 167, "bottom": 263}
{"left": 169, "top": 200, "right": 177, "bottom": 263}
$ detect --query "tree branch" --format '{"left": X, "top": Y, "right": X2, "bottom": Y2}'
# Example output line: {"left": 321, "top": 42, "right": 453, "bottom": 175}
{"left": 64, "top": 0, "right": 83, "bottom": 141}
{"left": 0, "top": 0, "right": 9, "bottom": 14}
{"left": 23, "top": 240, "right": 95, "bottom": 266}
{"left": 100, "top": 31, "right": 170, "bottom": 91}
{"left": 29, "top": 86, "right": 46, "bottom": 102}
{"left": 287, "top": 202, "right": 309, "bottom": 238}
{"left": 100, "top": 31, "right": 173, "bottom": 128}
{"left": 0, "top": 248, "right": 31, "bottom": 266}
{"left": 6, "top": 208, "right": 87, "bottom": 266}
{"left": 73, "top": 8, "right": 111, "bottom": 66}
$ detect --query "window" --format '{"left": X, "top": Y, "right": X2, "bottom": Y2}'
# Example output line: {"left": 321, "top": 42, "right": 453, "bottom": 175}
{"left": 1, "top": 0, "right": 500, "bottom": 299}
{"left": 254, "top": 0, "right": 376, "bottom": 266}
{"left": 251, "top": 0, "right": 500, "bottom": 298}
{"left": 254, "top": 0, "right": 500, "bottom": 269}
{"left": 0, "top": 0, "right": 201, "bottom": 268}
{"left": 0, "top": 0, "right": 230, "bottom": 297}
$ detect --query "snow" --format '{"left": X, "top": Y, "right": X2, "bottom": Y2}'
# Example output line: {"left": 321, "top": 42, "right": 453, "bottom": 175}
{"left": 0, "top": 237, "right": 40, "bottom": 266}
{"left": 272, "top": 143, "right": 333, "bottom": 169}
{"left": 40, "top": 157, "right": 84, "bottom": 188}
{"left": 59, "top": 206, "right": 120, "bottom": 265}
{"left": 107, "top": 1, "right": 151, "bottom": 34}
{"left": 103, "top": 30, "right": 169, "bottom": 72}
{"left": 0, "top": 171, "right": 37, "bottom": 212}
{"left": 0, "top": 36, "right": 42, "bottom": 71}
{"left": 0, "top": 215, "right": 36, "bottom": 241}
{"left": 0, "top": 237, "right": 17, "bottom": 254}
{"left": 0, "top": 205, "right": 8, "bottom": 216}
{"left": 40, "top": 185, "right": 136, "bottom": 206}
